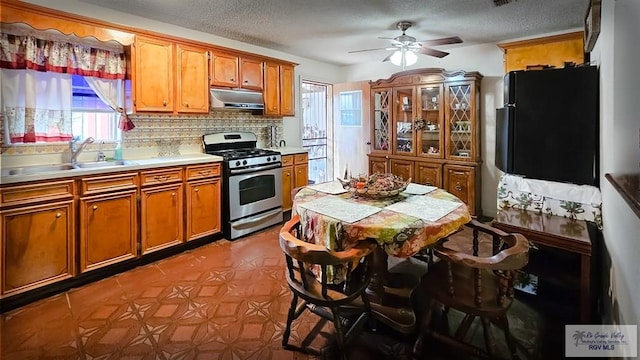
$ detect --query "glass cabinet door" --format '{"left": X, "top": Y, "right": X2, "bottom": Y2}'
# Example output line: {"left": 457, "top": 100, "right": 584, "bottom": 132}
{"left": 417, "top": 85, "right": 444, "bottom": 158}
{"left": 371, "top": 89, "right": 390, "bottom": 153}
{"left": 393, "top": 87, "right": 415, "bottom": 156}
{"left": 446, "top": 82, "right": 473, "bottom": 159}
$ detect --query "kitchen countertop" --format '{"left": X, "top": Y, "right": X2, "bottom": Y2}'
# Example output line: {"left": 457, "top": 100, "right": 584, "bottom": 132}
{"left": 0, "top": 153, "right": 223, "bottom": 185}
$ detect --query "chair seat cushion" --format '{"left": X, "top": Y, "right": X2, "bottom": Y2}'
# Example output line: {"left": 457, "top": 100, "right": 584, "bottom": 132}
{"left": 421, "top": 261, "right": 513, "bottom": 317}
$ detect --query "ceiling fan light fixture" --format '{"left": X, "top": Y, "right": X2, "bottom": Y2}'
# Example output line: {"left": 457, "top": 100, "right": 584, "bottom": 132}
{"left": 390, "top": 49, "right": 417, "bottom": 69}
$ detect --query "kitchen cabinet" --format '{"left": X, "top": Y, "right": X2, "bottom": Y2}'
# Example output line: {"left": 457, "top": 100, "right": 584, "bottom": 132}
{"left": 134, "top": 36, "right": 174, "bottom": 112}
{"left": 210, "top": 52, "right": 263, "bottom": 90}
{"left": 140, "top": 168, "right": 184, "bottom": 254}
{"left": 185, "top": 163, "right": 221, "bottom": 241}
{"left": 134, "top": 37, "right": 209, "bottom": 114}
{"left": 176, "top": 44, "right": 210, "bottom": 113}
{"left": 0, "top": 181, "right": 75, "bottom": 298}
{"left": 264, "top": 62, "right": 295, "bottom": 117}
{"left": 282, "top": 152, "right": 309, "bottom": 211}
{"left": 368, "top": 68, "right": 482, "bottom": 215}
{"left": 443, "top": 164, "right": 477, "bottom": 210}
{"left": 79, "top": 173, "right": 138, "bottom": 273}
{"left": 498, "top": 32, "right": 584, "bottom": 73}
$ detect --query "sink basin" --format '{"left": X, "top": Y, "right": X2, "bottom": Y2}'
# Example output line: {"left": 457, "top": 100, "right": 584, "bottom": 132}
{"left": 74, "top": 160, "right": 135, "bottom": 168}
{"left": 3, "top": 164, "right": 76, "bottom": 176}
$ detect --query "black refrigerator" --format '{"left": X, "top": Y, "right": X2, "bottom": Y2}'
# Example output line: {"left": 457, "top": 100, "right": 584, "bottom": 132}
{"left": 495, "top": 66, "right": 599, "bottom": 186}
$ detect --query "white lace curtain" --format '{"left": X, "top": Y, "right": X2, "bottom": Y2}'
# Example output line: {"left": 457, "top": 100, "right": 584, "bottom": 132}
{"left": 0, "top": 23, "right": 131, "bottom": 143}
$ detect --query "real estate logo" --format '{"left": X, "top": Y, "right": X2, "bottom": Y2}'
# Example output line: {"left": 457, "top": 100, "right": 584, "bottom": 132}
{"left": 565, "top": 325, "right": 637, "bottom": 357}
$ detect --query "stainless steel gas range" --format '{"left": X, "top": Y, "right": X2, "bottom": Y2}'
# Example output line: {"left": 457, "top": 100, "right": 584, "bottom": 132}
{"left": 203, "top": 132, "right": 283, "bottom": 239}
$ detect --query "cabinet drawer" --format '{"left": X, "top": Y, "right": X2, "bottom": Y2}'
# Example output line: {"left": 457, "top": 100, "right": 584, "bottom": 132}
{"left": 1, "top": 180, "right": 74, "bottom": 207}
{"left": 186, "top": 163, "right": 220, "bottom": 181}
{"left": 80, "top": 172, "right": 139, "bottom": 195}
{"left": 140, "top": 167, "right": 184, "bottom": 186}
{"left": 294, "top": 153, "right": 308, "bottom": 164}
{"left": 281, "top": 155, "right": 294, "bottom": 167}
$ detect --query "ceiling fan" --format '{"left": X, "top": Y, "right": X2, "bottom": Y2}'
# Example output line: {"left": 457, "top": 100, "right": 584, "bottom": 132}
{"left": 349, "top": 21, "right": 463, "bottom": 68}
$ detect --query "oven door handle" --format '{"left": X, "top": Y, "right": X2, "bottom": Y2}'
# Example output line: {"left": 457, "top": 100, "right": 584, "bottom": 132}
{"left": 229, "top": 163, "right": 282, "bottom": 175}
{"left": 232, "top": 208, "right": 282, "bottom": 230}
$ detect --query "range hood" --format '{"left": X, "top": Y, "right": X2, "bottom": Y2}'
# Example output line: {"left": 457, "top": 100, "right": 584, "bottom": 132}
{"left": 210, "top": 88, "right": 264, "bottom": 110}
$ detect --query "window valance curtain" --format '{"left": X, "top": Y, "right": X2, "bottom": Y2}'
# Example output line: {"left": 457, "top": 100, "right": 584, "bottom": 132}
{"left": 0, "top": 23, "right": 134, "bottom": 143}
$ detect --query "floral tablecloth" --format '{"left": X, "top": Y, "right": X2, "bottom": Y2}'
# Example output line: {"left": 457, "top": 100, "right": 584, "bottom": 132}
{"left": 292, "top": 185, "right": 471, "bottom": 258}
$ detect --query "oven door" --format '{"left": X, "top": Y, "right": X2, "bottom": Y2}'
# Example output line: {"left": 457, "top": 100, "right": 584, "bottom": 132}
{"left": 227, "top": 163, "right": 283, "bottom": 221}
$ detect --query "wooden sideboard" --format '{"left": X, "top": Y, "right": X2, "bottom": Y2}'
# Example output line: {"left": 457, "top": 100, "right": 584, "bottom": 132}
{"left": 492, "top": 208, "right": 599, "bottom": 323}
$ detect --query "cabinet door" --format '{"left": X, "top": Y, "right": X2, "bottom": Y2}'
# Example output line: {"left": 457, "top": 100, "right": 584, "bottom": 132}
{"left": 134, "top": 36, "right": 174, "bottom": 112}
{"left": 1, "top": 201, "right": 74, "bottom": 297}
{"left": 80, "top": 190, "right": 137, "bottom": 273}
{"left": 211, "top": 52, "right": 239, "bottom": 87}
{"left": 445, "top": 81, "right": 476, "bottom": 161}
{"left": 264, "top": 62, "right": 280, "bottom": 116}
{"left": 415, "top": 162, "right": 442, "bottom": 187}
{"left": 282, "top": 166, "right": 293, "bottom": 211}
{"left": 416, "top": 84, "right": 444, "bottom": 158}
{"left": 280, "top": 64, "right": 295, "bottom": 116}
{"left": 390, "top": 159, "right": 414, "bottom": 182}
{"left": 186, "top": 178, "right": 221, "bottom": 241}
{"left": 240, "top": 58, "right": 263, "bottom": 90}
{"left": 371, "top": 89, "right": 391, "bottom": 155}
{"left": 369, "top": 156, "right": 388, "bottom": 175}
{"left": 393, "top": 87, "right": 416, "bottom": 156}
{"left": 177, "top": 44, "right": 209, "bottom": 113}
{"left": 444, "top": 165, "right": 476, "bottom": 215}
{"left": 294, "top": 163, "right": 309, "bottom": 188}
{"left": 141, "top": 183, "right": 184, "bottom": 254}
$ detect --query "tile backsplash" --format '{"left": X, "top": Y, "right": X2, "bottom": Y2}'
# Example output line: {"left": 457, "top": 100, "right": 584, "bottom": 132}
{"left": 0, "top": 110, "right": 283, "bottom": 160}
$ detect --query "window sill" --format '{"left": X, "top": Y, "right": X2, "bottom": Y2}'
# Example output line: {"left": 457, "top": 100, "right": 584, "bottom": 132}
{"left": 605, "top": 173, "right": 640, "bottom": 219}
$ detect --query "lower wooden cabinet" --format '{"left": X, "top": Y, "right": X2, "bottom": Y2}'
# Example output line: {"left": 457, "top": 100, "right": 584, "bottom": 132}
{"left": 282, "top": 152, "right": 309, "bottom": 211}
{"left": 368, "top": 155, "right": 480, "bottom": 215}
{"left": 140, "top": 167, "right": 184, "bottom": 254}
{"left": 185, "top": 175, "right": 221, "bottom": 241}
{"left": 79, "top": 172, "right": 138, "bottom": 273}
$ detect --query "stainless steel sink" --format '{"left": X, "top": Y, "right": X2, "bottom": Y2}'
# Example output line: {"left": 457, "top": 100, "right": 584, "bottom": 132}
{"left": 3, "top": 164, "right": 76, "bottom": 176}
{"left": 74, "top": 160, "right": 134, "bottom": 168}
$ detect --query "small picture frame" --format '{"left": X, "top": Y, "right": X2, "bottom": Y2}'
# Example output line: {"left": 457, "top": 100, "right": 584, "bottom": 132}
{"left": 584, "top": 0, "right": 601, "bottom": 53}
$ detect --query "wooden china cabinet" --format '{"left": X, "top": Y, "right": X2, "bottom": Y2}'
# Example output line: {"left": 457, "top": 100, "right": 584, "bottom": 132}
{"left": 368, "top": 68, "right": 483, "bottom": 215}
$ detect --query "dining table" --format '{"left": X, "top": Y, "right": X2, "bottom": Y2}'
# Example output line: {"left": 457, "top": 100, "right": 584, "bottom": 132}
{"left": 292, "top": 180, "right": 471, "bottom": 334}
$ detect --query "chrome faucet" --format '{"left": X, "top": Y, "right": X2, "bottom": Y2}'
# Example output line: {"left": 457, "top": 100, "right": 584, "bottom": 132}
{"left": 97, "top": 141, "right": 106, "bottom": 162}
{"left": 70, "top": 136, "right": 95, "bottom": 165}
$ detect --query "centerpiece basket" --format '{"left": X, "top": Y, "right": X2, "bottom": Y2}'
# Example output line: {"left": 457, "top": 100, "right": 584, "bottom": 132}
{"left": 337, "top": 173, "right": 410, "bottom": 199}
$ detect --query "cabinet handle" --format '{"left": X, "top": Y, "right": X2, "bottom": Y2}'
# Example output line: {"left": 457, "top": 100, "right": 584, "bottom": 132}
{"left": 272, "top": 107, "right": 278, "bottom": 110}
{"left": 163, "top": 100, "right": 167, "bottom": 107}
{"left": 244, "top": 80, "right": 249, "bottom": 83}
{"left": 56, "top": 212, "right": 62, "bottom": 218}
{"left": 194, "top": 188, "right": 199, "bottom": 193}
{"left": 171, "top": 192, "right": 176, "bottom": 196}
{"left": 92, "top": 205, "right": 98, "bottom": 210}
{"left": 185, "top": 102, "right": 189, "bottom": 108}
{"left": 230, "top": 78, "right": 235, "bottom": 82}
{"left": 154, "top": 175, "right": 169, "bottom": 182}
{"left": 455, "top": 183, "right": 463, "bottom": 191}
{"left": 198, "top": 170, "right": 211, "bottom": 176}
{"left": 452, "top": 171, "right": 466, "bottom": 175}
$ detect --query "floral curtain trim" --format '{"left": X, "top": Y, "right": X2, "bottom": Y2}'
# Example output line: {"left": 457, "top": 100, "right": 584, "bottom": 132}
{"left": 0, "top": 33, "right": 126, "bottom": 79}
{"left": 3, "top": 106, "right": 72, "bottom": 143}
{"left": 497, "top": 173, "right": 603, "bottom": 229}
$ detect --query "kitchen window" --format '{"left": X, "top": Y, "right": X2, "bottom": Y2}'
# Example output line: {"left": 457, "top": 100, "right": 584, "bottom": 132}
{"left": 71, "top": 75, "right": 122, "bottom": 142}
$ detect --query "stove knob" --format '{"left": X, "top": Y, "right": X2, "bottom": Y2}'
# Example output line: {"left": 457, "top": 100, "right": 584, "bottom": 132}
{"left": 242, "top": 160, "right": 247, "bottom": 165}
{"left": 235, "top": 161, "right": 241, "bottom": 166}
{"left": 267, "top": 157, "right": 271, "bottom": 162}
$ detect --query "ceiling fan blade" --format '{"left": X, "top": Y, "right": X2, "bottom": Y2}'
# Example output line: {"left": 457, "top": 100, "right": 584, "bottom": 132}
{"left": 417, "top": 47, "right": 450, "bottom": 58}
{"left": 418, "top": 36, "right": 463, "bottom": 46}
{"left": 382, "top": 53, "right": 394, "bottom": 62}
{"left": 348, "top": 47, "right": 392, "bottom": 54}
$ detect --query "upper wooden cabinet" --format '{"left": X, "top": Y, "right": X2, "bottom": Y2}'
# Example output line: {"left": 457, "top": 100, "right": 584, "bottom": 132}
{"left": 498, "top": 32, "right": 585, "bottom": 73}
{"left": 264, "top": 62, "right": 295, "bottom": 117}
{"left": 177, "top": 44, "right": 210, "bottom": 113}
{"left": 134, "top": 36, "right": 210, "bottom": 114}
{"left": 211, "top": 53, "right": 263, "bottom": 90}
{"left": 134, "top": 36, "right": 175, "bottom": 112}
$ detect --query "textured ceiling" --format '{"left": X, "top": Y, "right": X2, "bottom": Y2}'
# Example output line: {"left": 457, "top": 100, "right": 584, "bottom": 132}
{"left": 77, "top": 0, "right": 589, "bottom": 66}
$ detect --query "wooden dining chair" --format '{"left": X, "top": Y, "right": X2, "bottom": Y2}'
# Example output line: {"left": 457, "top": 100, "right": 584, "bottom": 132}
{"left": 280, "top": 214, "right": 377, "bottom": 359}
{"left": 412, "top": 219, "right": 529, "bottom": 359}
